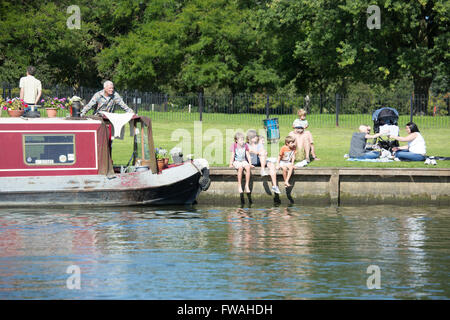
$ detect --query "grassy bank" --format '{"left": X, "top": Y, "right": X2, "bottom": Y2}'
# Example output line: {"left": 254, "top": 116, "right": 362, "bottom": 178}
{"left": 137, "top": 110, "right": 450, "bottom": 129}
{"left": 111, "top": 113, "right": 450, "bottom": 168}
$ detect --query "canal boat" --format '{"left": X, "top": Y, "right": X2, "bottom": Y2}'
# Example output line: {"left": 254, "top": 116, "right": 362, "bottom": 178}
{"left": 0, "top": 114, "right": 210, "bottom": 207}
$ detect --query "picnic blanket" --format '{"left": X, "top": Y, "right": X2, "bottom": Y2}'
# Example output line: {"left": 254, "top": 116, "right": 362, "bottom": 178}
{"left": 347, "top": 158, "right": 393, "bottom": 162}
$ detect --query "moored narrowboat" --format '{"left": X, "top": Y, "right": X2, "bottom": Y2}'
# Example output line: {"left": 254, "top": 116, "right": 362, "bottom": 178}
{"left": 0, "top": 114, "right": 210, "bottom": 207}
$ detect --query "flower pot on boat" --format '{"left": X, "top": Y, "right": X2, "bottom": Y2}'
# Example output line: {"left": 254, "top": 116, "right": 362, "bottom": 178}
{"left": 1, "top": 98, "right": 27, "bottom": 117}
{"left": 46, "top": 108, "right": 58, "bottom": 118}
{"left": 8, "top": 109, "right": 25, "bottom": 117}
{"left": 157, "top": 159, "right": 165, "bottom": 172}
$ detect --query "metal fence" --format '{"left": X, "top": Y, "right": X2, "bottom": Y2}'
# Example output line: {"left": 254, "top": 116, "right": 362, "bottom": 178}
{"left": 2, "top": 82, "right": 449, "bottom": 128}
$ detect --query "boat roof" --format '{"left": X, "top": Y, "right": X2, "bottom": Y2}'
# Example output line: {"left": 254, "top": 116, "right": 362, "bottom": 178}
{"left": 0, "top": 117, "right": 103, "bottom": 124}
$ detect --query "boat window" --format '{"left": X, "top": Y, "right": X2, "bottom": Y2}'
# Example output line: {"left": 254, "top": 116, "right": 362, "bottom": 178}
{"left": 23, "top": 134, "right": 75, "bottom": 165}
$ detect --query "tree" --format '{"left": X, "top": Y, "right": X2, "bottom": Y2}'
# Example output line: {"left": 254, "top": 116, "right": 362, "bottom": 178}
{"left": 0, "top": 1, "right": 101, "bottom": 88}
{"left": 97, "top": 0, "right": 280, "bottom": 93}
{"left": 384, "top": 0, "right": 449, "bottom": 113}
{"left": 263, "top": 0, "right": 449, "bottom": 112}
{"left": 339, "top": 0, "right": 449, "bottom": 112}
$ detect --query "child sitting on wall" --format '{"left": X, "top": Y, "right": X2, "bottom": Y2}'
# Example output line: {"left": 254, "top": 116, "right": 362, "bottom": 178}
{"left": 266, "top": 136, "right": 296, "bottom": 190}
{"left": 229, "top": 132, "right": 253, "bottom": 193}
{"left": 246, "top": 129, "right": 269, "bottom": 176}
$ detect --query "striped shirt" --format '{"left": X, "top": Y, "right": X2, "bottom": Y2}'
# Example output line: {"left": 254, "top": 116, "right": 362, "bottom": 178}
{"left": 80, "top": 90, "right": 134, "bottom": 116}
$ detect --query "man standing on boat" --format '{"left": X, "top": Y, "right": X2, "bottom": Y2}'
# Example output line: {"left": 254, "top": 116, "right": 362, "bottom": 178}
{"left": 80, "top": 81, "right": 135, "bottom": 116}
{"left": 19, "top": 66, "right": 42, "bottom": 113}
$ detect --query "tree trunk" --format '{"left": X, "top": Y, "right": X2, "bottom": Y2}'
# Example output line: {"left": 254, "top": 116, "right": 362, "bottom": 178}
{"left": 413, "top": 77, "right": 432, "bottom": 115}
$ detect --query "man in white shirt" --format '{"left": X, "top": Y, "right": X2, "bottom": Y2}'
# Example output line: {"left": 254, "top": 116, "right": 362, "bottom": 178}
{"left": 19, "top": 66, "right": 42, "bottom": 110}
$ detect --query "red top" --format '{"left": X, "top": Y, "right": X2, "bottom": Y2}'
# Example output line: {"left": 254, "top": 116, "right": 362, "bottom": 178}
{"left": 279, "top": 145, "right": 296, "bottom": 162}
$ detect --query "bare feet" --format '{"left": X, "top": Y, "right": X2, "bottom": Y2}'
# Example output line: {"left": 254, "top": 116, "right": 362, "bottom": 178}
{"left": 284, "top": 181, "right": 291, "bottom": 188}
{"left": 239, "top": 186, "right": 243, "bottom": 194}
{"left": 244, "top": 186, "right": 251, "bottom": 193}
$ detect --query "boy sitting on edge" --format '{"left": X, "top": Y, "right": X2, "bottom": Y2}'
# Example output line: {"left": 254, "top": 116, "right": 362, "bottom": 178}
{"left": 272, "top": 136, "right": 297, "bottom": 188}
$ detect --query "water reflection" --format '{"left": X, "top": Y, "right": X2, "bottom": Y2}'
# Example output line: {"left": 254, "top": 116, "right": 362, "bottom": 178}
{"left": 0, "top": 205, "right": 449, "bottom": 299}
{"left": 225, "top": 207, "right": 314, "bottom": 298}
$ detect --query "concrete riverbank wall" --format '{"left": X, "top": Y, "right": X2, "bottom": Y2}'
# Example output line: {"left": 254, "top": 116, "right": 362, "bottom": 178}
{"left": 198, "top": 167, "right": 450, "bottom": 206}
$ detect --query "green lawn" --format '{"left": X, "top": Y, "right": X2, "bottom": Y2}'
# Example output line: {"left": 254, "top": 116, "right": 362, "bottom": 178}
{"left": 128, "top": 110, "right": 450, "bottom": 129}
{"left": 111, "top": 112, "right": 450, "bottom": 168}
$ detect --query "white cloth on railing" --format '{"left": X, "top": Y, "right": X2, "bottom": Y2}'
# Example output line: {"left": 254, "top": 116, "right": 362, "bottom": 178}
{"left": 99, "top": 111, "right": 134, "bottom": 139}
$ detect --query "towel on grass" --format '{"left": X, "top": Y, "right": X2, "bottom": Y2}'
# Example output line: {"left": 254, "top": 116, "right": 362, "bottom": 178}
{"left": 347, "top": 158, "right": 393, "bottom": 162}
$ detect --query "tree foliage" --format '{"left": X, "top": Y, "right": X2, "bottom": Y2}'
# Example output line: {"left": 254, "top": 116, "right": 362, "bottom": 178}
{"left": 97, "top": 0, "right": 280, "bottom": 93}
{"left": 0, "top": 0, "right": 447, "bottom": 97}
{"left": 0, "top": 1, "right": 101, "bottom": 87}
{"left": 262, "top": 0, "right": 449, "bottom": 97}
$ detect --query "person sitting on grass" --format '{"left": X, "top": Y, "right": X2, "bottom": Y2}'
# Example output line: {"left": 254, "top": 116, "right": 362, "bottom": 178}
{"left": 274, "top": 136, "right": 297, "bottom": 188}
{"left": 349, "top": 125, "right": 383, "bottom": 159}
{"left": 289, "top": 108, "right": 320, "bottom": 162}
{"left": 229, "top": 132, "right": 253, "bottom": 193}
{"left": 389, "top": 122, "right": 426, "bottom": 161}
{"left": 289, "top": 122, "right": 312, "bottom": 167}
{"left": 246, "top": 129, "right": 268, "bottom": 176}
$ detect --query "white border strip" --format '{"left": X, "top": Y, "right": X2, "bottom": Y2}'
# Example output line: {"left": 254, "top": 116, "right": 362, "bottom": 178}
{"left": 0, "top": 118, "right": 102, "bottom": 124}
{"left": 0, "top": 130, "right": 97, "bottom": 133}
{"left": 0, "top": 168, "right": 99, "bottom": 172}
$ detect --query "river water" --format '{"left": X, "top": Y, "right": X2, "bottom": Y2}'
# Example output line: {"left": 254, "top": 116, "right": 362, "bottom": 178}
{"left": 0, "top": 205, "right": 448, "bottom": 300}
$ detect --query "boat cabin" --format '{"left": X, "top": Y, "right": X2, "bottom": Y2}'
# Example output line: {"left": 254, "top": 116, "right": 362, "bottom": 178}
{"left": 0, "top": 116, "right": 156, "bottom": 178}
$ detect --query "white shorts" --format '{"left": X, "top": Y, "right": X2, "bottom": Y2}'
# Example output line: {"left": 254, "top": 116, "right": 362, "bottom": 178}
{"left": 279, "top": 160, "right": 292, "bottom": 168}
{"left": 233, "top": 160, "right": 250, "bottom": 169}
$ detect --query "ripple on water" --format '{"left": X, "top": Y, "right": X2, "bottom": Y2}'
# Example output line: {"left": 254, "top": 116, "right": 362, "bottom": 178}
{"left": 0, "top": 205, "right": 449, "bottom": 299}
